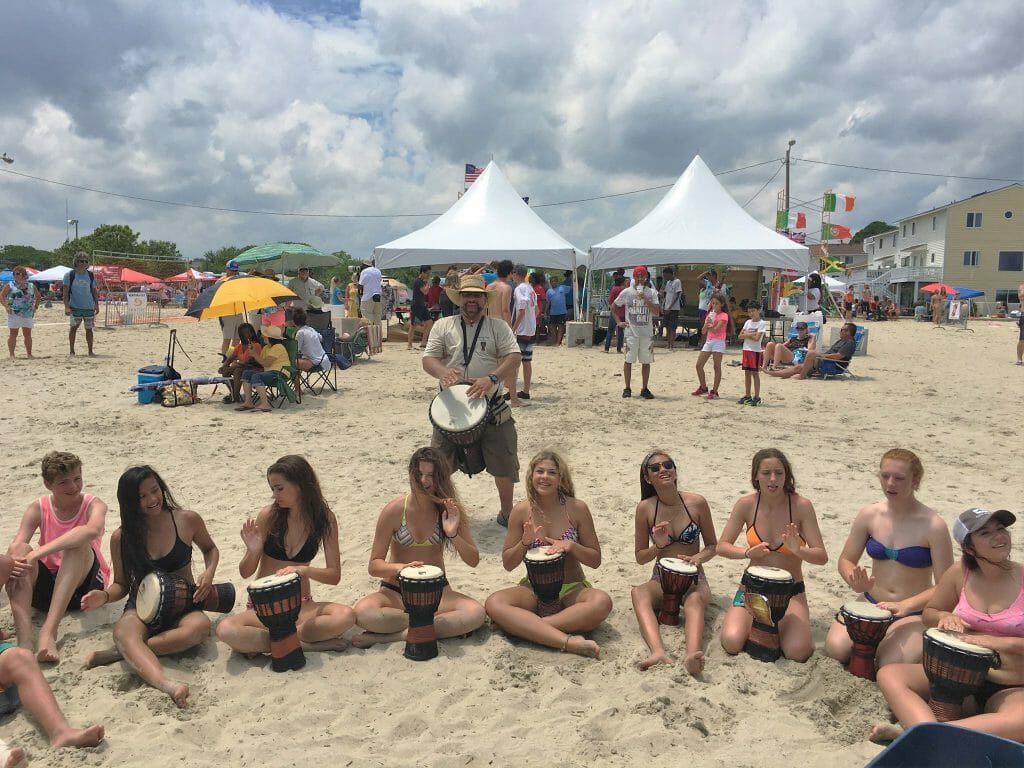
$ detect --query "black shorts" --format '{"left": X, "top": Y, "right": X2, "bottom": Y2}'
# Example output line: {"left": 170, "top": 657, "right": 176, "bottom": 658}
{"left": 411, "top": 305, "right": 430, "bottom": 323}
{"left": 31, "top": 553, "right": 102, "bottom": 613}
{"left": 548, "top": 314, "right": 566, "bottom": 327}
{"left": 663, "top": 309, "right": 680, "bottom": 328}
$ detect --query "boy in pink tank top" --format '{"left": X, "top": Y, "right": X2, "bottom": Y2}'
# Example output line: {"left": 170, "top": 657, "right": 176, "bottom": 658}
{"left": 6, "top": 451, "right": 109, "bottom": 664}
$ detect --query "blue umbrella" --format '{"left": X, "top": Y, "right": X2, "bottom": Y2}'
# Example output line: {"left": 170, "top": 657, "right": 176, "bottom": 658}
{"left": 0, "top": 270, "right": 12, "bottom": 283}
{"left": 953, "top": 286, "right": 984, "bottom": 299}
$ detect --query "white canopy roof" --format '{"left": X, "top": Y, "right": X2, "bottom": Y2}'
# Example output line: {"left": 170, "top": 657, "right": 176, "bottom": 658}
{"left": 373, "top": 161, "right": 582, "bottom": 271}
{"left": 589, "top": 155, "right": 810, "bottom": 272}
{"left": 793, "top": 273, "right": 847, "bottom": 289}
{"left": 29, "top": 265, "right": 72, "bottom": 283}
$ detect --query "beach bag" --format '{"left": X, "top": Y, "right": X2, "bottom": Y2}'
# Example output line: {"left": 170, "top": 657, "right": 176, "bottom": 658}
{"left": 160, "top": 382, "right": 195, "bottom": 407}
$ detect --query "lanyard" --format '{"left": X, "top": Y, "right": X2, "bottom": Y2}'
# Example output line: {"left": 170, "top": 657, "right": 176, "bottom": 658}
{"left": 460, "top": 317, "right": 486, "bottom": 371}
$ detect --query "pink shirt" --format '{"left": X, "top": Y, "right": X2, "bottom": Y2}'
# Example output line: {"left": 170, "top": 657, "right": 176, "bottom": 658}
{"left": 38, "top": 494, "right": 110, "bottom": 586}
{"left": 955, "top": 566, "right": 1024, "bottom": 637}
{"left": 706, "top": 311, "right": 728, "bottom": 342}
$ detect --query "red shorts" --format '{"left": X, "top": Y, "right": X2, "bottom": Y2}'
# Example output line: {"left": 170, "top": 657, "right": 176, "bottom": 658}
{"left": 741, "top": 350, "right": 763, "bottom": 371}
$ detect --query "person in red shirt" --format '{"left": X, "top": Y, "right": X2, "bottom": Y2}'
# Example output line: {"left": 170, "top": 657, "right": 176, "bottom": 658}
{"left": 426, "top": 276, "right": 443, "bottom": 322}
{"left": 530, "top": 272, "right": 546, "bottom": 340}
{"left": 603, "top": 273, "right": 627, "bottom": 352}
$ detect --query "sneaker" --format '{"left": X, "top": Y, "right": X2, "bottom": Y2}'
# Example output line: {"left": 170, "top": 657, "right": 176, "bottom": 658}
{"left": 749, "top": 397, "right": 762, "bottom": 407}
{"left": 706, "top": 390, "right": 719, "bottom": 401}
{"left": 737, "top": 395, "right": 751, "bottom": 405}
{"left": 517, "top": 391, "right": 531, "bottom": 400}
{"left": 622, "top": 388, "right": 632, "bottom": 398}
{"left": 691, "top": 386, "right": 708, "bottom": 396}
{"left": 640, "top": 388, "right": 655, "bottom": 399}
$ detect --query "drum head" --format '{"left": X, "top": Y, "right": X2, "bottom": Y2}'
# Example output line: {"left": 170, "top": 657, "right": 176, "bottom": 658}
{"left": 250, "top": 572, "right": 300, "bottom": 590}
{"left": 925, "top": 628, "right": 993, "bottom": 656}
{"left": 429, "top": 384, "right": 487, "bottom": 432}
{"left": 841, "top": 601, "right": 892, "bottom": 621}
{"left": 524, "top": 547, "right": 564, "bottom": 563}
{"left": 399, "top": 564, "right": 444, "bottom": 581}
{"left": 658, "top": 557, "right": 698, "bottom": 575}
{"left": 135, "top": 572, "right": 164, "bottom": 621}
{"left": 746, "top": 565, "right": 792, "bottom": 582}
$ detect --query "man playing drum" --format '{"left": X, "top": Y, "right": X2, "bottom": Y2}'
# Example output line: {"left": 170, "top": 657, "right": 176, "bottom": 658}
{"left": 422, "top": 274, "right": 522, "bottom": 527}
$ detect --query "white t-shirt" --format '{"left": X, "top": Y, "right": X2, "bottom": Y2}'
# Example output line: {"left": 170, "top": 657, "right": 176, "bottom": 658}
{"left": 741, "top": 318, "right": 766, "bottom": 352}
{"left": 805, "top": 287, "right": 821, "bottom": 312}
{"left": 358, "top": 266, "right": 383, "bottom": 300}
{"left": 295, "top": 325, "right": 327, "bottom": 364}
{"left": 663, "top": 278, "right": 682, "bottom": 311}
{"left": 286, "top": 276, "right": 324, "bottom": 309}
{"left": 614, "top": 286, "right": 657, "bottom": 337}
{"left": 512, "top": 282, "right": 537, "bottom": 337}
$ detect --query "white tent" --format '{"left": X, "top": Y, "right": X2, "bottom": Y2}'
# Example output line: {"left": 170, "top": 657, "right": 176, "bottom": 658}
{"left": 793, "top": 273, "right": 847, "bottom": 290}
{"left": 29, "top": 265, "right": 72, "bottom": 283}
{"left": 372, "top": 161, "right": 583, "bottom": 271}
{"left": 588, "top": 155, "right": 810, "bottom": 272}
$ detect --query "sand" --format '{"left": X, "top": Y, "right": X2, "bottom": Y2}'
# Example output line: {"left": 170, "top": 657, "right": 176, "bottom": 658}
{"left": 0, "top": 306, "right": 1020, "bottom": 767}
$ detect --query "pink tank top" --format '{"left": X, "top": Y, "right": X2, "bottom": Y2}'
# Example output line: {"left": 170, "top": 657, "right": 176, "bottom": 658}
{"left": 955, "top": 566, "right": 1024, "bottom": 637}
{"left": 706, "top": 311, "right": 728, "bottom": 342}
{"left": 38, "top": 494, "right": 111, "bottom": 587}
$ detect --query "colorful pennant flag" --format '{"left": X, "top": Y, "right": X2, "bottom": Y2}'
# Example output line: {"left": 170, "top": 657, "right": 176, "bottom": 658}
{"left": 821, "top": 223, "right": 853, "bottom": 240}
{"left": 776, "top": 210, "right": 807, "bottom": 230}
{"left": 823, "top": 193, "right": 855, "bottom": 212}
{"left": 464, "top": 164, "right": 484, "bottom": 185}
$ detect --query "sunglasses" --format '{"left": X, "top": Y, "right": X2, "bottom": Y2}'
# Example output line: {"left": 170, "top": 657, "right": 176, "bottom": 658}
{"left": 461, "top": 292, "right": 486, "bottom": 299}
{"left": 646, "top": 459, "right": 675, "bottom": 472}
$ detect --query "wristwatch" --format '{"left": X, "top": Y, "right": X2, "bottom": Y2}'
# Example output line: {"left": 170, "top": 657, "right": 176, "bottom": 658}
{"left": 487, "top": 373, "right": 498, "bottom": 383}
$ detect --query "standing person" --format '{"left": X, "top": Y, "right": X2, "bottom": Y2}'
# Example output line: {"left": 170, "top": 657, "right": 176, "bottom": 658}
{"left": 860, "top": 285, "right": 872, "bottom": 317}
{"left": 1017, "top": 282, "right": 1024, "bottom": 365}
{"left": 697, "top": 269, "right": 715, "bottom": 327}
{"left": 62, "top": 251, "right": 99, "bottom": 357}
{"left": 345, "top": 270, "right": 361, "bottom": 318}
{"left": 844, "top": 285, "right": 855, "bottom": 320}
{"left": 485, "top": 451, "right": 611, "bottom": 658}
{"left": 661, "top": 267, "right": 683, "bottom": 351}
{"left": 358, "top": 261, "right": 383, "bottom": 350}
{"left": 603, "top": 274, "right": 627, "bottom": 353}
{"left": 510, "top": 264, "right": 537, "bottom": 403}
{"left": 6, "top": 452, "right": 109, "bottom": 664}
{"left": 692, "top": 293, "right": 730, "bottom": 400}
{"left": 1, "top": 266, "right": 41, "bottom": 358}
{"left": 440, "top": 266, "right": 461, "bottom": 317}
{"left": 930, "top": 287, "right": 945, "bottom": 326}
{"left": 631, "top": 450, "right": 717, "bottom": 673}
{"left": 81, "top": 466, "right": 221, "bottom": 709}
{"left": 486, "top": 261, "right": 521, "bottom": 406}
{"left": 824, "top": 449, "right": 953, "bottom": 668}
{"left": 717, "top": 448, "right": 828, "bottom": 662}
{"left": 869, "top": 508, "right": 1024, "bottom": 744}
{"left": 352, "top": 447, "right": 485, "bottom": 648}
{"left": 216, "top": 259, "right": 244, "bottom": 358}
{"left": 545, "top": 274, "right": 568, "bottom": 347}
{"left": 612, "top": 267, "right": 660, "bottom": 399}
{"left": 287, "top": 266, "right": 324, "bottom": 311}
{"left": 562, "top": 270, "right": 575, "bottom": 321}
{"left": 407, "top": 265, "right": 433, "bottom": 350}
{"left": 426, "top": 275, "right": 443, "bottom": 324}
{"left": 737, "top": 304, "right": 765, "bottom": 406}
{"left": 423, "top": 274, "right": 522, "bottom": 527}
{"left": 804, "top": 273, "right": 823, "bottom": 317}
{"left": 215, "top": 456, "right": 357, "bottom": 661}
{"left": 329, "top": 276, "right": 344, "bottom": 306}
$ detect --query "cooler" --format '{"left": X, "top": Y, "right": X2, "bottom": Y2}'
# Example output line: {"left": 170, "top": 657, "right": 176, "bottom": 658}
{"left": 137, "top": 372, "right": 163, "bottom": 404}
{"left": 866, "top": 722, "right": 1023, "bottom": 768}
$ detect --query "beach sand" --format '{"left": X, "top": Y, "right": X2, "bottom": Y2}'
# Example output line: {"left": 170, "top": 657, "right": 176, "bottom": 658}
{"left": 0, "top": 307, "right": 1020, "bottom": 767}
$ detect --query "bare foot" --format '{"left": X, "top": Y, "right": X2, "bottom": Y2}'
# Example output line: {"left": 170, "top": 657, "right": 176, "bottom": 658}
{"left": 301, "top": 637, "right": 351, "bottom": 652}
{"left": 683, "top": 651, "right": 705, "bottom": 676}
{"left": 161, "top": 681, "right": 189, "bottom": 709}
{"left": 84, "top": 647, "right": 123, "bottom": 669}
{"left": 868, "top": 722, "right": 903, "bottom": 744}
{"left": 510, "top": 400, "right": 531, "bottom": 408}
{"left": 350, "top": 631, "right": 404, "bottom": 649}
{"left": 563, "top": 635, "right": 600, "bottom": 659}
{"left": 0, "top": 739, "right": 26, "bottom": 768}
{"left": 36, "top": 639, "right": 59, "bottom": 664}
{"left": 639, "top": 652, "right": 673, "bottom": 671}
{"left": 50, "top": 723, "right": 105, "bottom": 749}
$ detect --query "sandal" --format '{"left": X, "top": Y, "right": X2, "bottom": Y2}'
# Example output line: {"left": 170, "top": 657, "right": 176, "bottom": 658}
{"left": 495, "top": 510, "right": 509, "bottom": 527}
{"left": 235, "top": 404, "right": 254, "bottom": 412}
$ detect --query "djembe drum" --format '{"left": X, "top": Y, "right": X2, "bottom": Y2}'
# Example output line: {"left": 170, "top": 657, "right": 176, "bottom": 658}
{"left": 837, "top": 602, "right": 894, "bottom": 680}
{"left": 398, "top": 564, "right": 448, "bottom": 661}
{"left": 524, "top": 547, "right": 567, "bottom": 617}
{"left": 429, "top": 384, "right": 488, "bottom": 447}
{"left": 741, "top": 566, "right": 795, "bottom": 662}
{"left": 136, "top": 571, "right": 236, "bottom": 634}
{"left": 247, "top": 573, "right": 305, "bottom": 673}
{"left": 655, "top": 558, "right": 698, "bottom": 626}
{"left": 922, "top": 628, "right": 1001, "bottom": 721}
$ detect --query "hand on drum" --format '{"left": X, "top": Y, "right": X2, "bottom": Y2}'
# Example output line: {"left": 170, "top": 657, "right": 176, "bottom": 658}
{"left": 874, "top": 599, "right": 911, "bottom": 618}
{"left": 275, "top": 565, "right": 307, "bottom": 579}
{"left": 240, "top": 519, "right": 265, "bottom": 551}
{"left": 192, "top": 572, "right": 213, "bottom": 604}
{"left": 465, "top": 376, "right": 493, "bottom": 399}
{"left": 80, "top": 589, "right": 108, "bottom": 611}
{"left": 781, "top": 523, "right": 803, "bottom": 554}
{"left": 847, "top": 565, "right": 875, "bottom": 593}
{"left": 651, "top": 521, "right": 672, "bottom": 549}
{"left": 541, "top": 536, "right": 574, "bottom": 556}
{"left": 936, "top": 612, "right": 968, "bottom": 634}
{"left": 521, "top": 518, "right": 544, "bottom": 548}
{"left": 441, "top": 499, "right": 461, "bottom": 537}
{"left": 438, "top": 367, "right": 463, "bottom": 388}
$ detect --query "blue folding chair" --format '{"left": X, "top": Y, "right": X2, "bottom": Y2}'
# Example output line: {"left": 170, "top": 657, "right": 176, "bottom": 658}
{"left": 300, "top": 328, "right": 338, "bottom": 395}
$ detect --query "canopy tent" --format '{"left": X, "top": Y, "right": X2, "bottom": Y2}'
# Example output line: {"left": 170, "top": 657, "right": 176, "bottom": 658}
{"left": 372, "top": 161, "right": 583, "bottom": 271}
{"left": 92, "top": 266, "right": 163, "bottom": 284}
{"left": 588, "top": 155, "right": 810, "bottom": 272}
{"left": 1, "top": 267, "right": 39, "bottom": 282}
{"left": 793, "top": 273, "right": 847, "bottom": 290}
{"left": 28, "top": 265, "right": 72, "bottom": 283}
{"left": 166, "top": 268, "right": 218, "bottom": 284}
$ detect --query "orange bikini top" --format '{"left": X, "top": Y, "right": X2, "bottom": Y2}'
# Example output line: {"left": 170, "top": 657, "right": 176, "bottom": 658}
{"left": 745, "top": 492, "right": 804, "bottom": 557}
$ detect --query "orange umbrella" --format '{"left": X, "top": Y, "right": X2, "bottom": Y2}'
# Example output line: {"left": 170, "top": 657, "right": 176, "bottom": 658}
{"left": 920, "top": 283, "right": 957, "bottom": 294}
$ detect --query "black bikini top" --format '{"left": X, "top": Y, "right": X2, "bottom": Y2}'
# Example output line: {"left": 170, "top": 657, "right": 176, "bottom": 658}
{"left": 151, "top": 511, "right": 193, "bottom": 572}
{"left": 263, "top": 529, "right": 319, "bottom": 564}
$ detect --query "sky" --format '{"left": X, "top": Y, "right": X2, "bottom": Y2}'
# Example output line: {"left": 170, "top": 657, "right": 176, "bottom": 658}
{"left": 1, "top": 0, "right": 1022, "bottom": 263}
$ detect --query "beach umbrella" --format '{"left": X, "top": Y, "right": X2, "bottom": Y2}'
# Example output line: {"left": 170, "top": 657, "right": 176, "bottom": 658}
{"left": 185, "top": 275, "right": 297, "bottom": 320}
{"left": 920, "top": 283, "right": 958, "bottom": 294}
{"left": 234, "top": 242, "right": 338, "bottom": 273}
{"left": 952, "top": 286, "right": 984, "bottom": 299}
{"left": 166, "top": 267, "right": 218, "bottom": 284}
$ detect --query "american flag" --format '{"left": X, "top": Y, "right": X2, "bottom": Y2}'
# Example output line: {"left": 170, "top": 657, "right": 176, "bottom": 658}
{"left": 464, "top": 164, "right": 484, "bottom": 185}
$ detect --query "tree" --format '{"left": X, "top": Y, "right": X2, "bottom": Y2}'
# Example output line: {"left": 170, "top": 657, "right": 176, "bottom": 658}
{"left": 199, "top": 245, "right": 252, "bottom": 273}
{"left": 851, "top": 220, "right": 896, "bottom": 244}
{"left": 139, "top": 240, "right": 183, "bottom": 260}
{"left": 0, "top": 245, "right": 56, "bottom": 270}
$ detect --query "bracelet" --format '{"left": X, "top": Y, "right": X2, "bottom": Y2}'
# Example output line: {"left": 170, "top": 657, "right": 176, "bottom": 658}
{"left": 102, "top": 590, "right": 110, "bottom": 605}
{"left": 519, "top": 540, "right": 529, "bottom": 549}
{"left": 743, "top": 547, "right": 752, "bottom": 558}
{"left": 446, "top": 532, "right": 458, "bottom": 540}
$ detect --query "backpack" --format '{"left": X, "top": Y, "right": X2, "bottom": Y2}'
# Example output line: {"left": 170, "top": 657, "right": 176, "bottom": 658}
{"left": 66, "top": 270, "right": 96, "bottom": 288}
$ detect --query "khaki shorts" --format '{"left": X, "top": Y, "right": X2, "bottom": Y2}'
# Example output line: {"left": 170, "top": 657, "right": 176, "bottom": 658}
{"left": 624, "top": 333, "right": 654, "bottom": 365}
{"left": 361, "top": 299, "right": 383, "bottom": 324}
{"left": 432, "top": 419, "right": 520, "bottom": 482}
{"left": 220, "top": 313, "right": 243, "bottom": 340}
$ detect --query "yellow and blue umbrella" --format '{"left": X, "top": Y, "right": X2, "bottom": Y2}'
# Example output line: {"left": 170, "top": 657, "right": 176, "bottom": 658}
{"left": 185, "top": 275, "right": 297, "bottom": 320}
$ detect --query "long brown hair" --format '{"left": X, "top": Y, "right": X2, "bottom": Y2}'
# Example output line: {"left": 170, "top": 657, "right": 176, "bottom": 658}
{"left": 750, "top": 448, "right": 796, "bottom": 494}
{"left": 266, "top": 455, "right": 331, "bottom": 553}
{"left": 639, "top": 449, "right": 675, "bottom": 501}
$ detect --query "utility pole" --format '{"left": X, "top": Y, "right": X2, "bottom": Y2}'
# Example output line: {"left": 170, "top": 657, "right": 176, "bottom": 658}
{"left": 784, "top": 139, "right": 796, "bottom": 211}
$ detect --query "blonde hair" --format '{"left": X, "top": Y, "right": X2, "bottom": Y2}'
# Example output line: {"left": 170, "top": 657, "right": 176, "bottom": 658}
{"left": 526, "top": 451, "right": 575, "bottom": 510}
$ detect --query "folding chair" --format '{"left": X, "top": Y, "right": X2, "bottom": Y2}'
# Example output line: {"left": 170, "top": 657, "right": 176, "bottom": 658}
{"left": 266, "top": 336, "right": 302, "bottom": 407}
{"left": 340, "top": 326, "right": 370, "bottom": 362}
{"left": 305, "top": 309, "right": 332, "bottom": 331}
{"left": 300, "top": 328, "right": 338, "bottom": 395}
{"left": 818, "top": 358, "right": 856, "bottom": 380}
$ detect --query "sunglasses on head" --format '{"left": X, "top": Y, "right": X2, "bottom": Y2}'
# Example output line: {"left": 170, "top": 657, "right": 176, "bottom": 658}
{"left": 646, "top": 459, "right": 675, "bottom": 472}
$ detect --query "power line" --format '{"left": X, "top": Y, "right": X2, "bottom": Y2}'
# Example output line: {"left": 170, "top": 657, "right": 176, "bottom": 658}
{"left": 793, "top": 157, "right": 1022, "bottom": 183}
{"left": 742, "top": 162, "right": 784, "bottom": 208}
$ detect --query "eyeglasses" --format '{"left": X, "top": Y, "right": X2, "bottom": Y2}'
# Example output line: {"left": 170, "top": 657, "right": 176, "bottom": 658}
{"left": 796, "top": 325, "right": 808, "bottom": 330}
{"left": 646, "top": 459, "right": 675, "bottom": 472}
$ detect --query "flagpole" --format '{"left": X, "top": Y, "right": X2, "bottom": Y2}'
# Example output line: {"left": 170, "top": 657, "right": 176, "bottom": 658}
{"left": 784, "top": 139, "right": 795, "bottom": 212}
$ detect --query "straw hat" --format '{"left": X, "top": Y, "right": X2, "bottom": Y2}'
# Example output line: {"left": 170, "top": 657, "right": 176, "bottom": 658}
{"left": 262, "top": 325, "right": 284, "bottom": 340}
{"left": 445, "top": 273, "right": 490, "bottom": 305}
{"left": 307, "top": 294, "right": 324, "bottom": 310}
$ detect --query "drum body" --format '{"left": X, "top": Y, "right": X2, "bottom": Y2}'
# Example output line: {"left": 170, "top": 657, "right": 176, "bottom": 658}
{"left": 524, "top": 548, "right": 567, "bottom": 618}
{"left": 922, "top": 629, "right": 1000, "bottom": 721}
{"left": 429, "top": 384, "right": 488, "bottom": 447}
{"left": 398, "top": 565, "right": 447, "bottom": 661}
{"left": 837, "top": 602, "right": 894, "bottom": 680}
{"left": 136, "top": 572, "right": 193, "bottom": 634}
{"left": 741, "top": 566, "right": 795, "bottom": 662}
{"left": 247, "top": 573, "right": 306, "bottom": 672}
{"left": 656, "top": 558, "right": 698, "bottom": 626}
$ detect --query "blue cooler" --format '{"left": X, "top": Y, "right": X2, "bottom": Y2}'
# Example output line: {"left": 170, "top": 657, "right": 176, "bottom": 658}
{"left": 137, "top": 372, "right": 163, "bottom": 404}
{"left": 866, "top": 723, "right": 1024, "bottom": 767}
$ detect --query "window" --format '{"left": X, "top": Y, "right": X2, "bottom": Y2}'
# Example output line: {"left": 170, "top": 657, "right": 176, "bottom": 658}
{"left": 996, "top": 289, "right": 1020, "bottom": 305}
{"left": 963, "top": 251, "right": 979, "bottom": 267}
{"left": 902, "top": 225, "right": 906, "bottom": 237}
{"left": 932, "top": 216, "right": 937, "bottom": 230}
{"left": 892, "top": 235, "right": 897, "bottom": 247}
{"left": 997, "top": 251, "right": 1023, "bottom": 271}
{"left": 911, "top": 222, "right": 916, "bottom": 235}
{"left": 901, "top": 257, "right": 910, "bottom": 267}
{"left": 966, "top": 212, "right": 983, "bottom": 228}
{"left": 930, "top": 253, "right": 935, "bottom": 263}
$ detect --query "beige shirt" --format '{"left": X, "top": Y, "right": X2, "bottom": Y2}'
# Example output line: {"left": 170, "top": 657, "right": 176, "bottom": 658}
{"left": 423, "top": 315, "right": 518, "bottom": 397}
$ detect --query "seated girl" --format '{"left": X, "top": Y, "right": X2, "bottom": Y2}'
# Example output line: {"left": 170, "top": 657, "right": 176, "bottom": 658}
{"left": 216, "top": 455, "right": 355, "bottom": 660}
{"left": 485, "top": 451, "right": 611, "bottom": 659}
{"left": 353, "top": 447, "right": 484, "bottom": 648}
{"left": 237, "top": 325, "right": 289, "bottom": 412}
{"left": 82, "top": 466, "right": 221, "bottom": 709}
{"left": 217, "top": 322, "right": 262, "bottom": 404}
